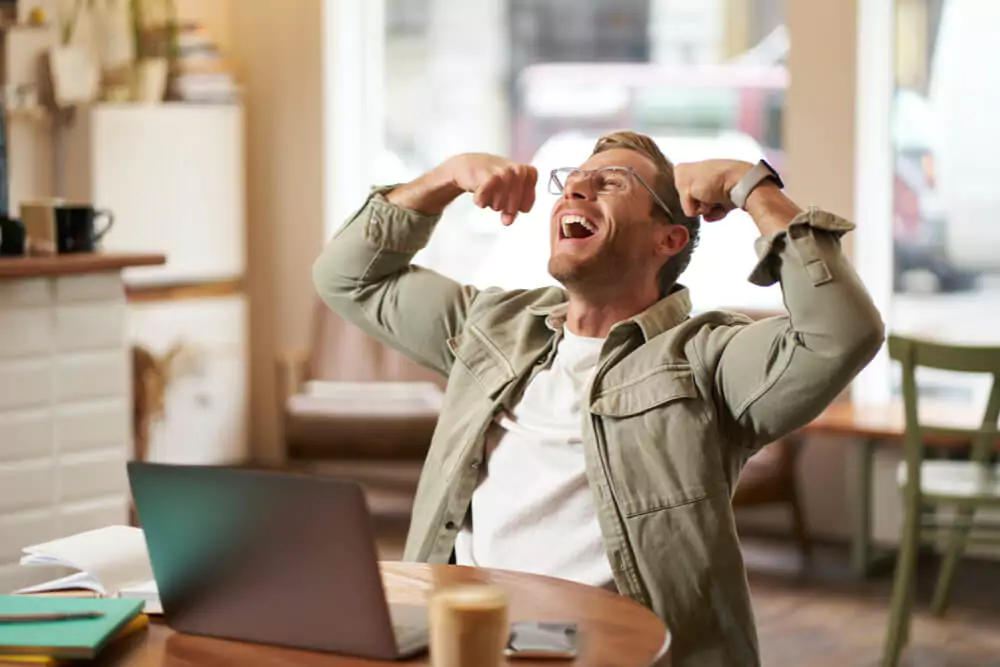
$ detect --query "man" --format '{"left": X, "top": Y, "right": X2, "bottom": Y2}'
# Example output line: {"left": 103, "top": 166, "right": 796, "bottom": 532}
{"left": 313, "top": 131, "right": 884, "bottom": 666}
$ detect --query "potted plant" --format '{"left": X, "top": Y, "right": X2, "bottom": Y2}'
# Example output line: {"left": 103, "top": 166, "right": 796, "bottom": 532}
{"left": 130, "top": 0, "right": 177, "bottom": 103}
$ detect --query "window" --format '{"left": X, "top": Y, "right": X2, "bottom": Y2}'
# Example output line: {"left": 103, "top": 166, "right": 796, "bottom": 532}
{"left": 888, "top": 0, "right": 999, "bottom": 403}
{"left": 368, "top": 0, "right": 788, "bottom": 312}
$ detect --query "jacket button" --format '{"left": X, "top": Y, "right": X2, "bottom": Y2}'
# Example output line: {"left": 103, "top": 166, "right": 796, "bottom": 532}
{"left": 470, "top": 460, "right": 481, "bottom": 470}
{"left": 367, "top": 218, "right": 382, "bottom": 242}
{"left": 445, "top": 521, "right": 458, "bottom": 530}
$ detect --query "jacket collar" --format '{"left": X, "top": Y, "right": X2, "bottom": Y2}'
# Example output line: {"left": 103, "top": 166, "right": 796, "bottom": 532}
{"left": 526, "top": 285, "right": 692, "bottom": 341}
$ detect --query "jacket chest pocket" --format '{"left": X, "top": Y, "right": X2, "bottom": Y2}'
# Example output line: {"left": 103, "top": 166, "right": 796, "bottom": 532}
{"left": 590, "top": 365, "right": 726, "bottom": 517}
{"left": 446, "top": 326, "right": 516, "bottom": 401}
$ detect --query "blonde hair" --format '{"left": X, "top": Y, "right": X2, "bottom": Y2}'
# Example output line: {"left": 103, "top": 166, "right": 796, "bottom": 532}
{"left": 592, "top": 131, "right": 700, "bottom": 293}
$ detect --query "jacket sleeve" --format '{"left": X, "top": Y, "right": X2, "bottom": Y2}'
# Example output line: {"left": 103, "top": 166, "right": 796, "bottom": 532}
{"left": 312, "top": 186, "right": 480, "bottom": 377}
{"left": 691, "top": 207, "right": 886, "bottom": 449}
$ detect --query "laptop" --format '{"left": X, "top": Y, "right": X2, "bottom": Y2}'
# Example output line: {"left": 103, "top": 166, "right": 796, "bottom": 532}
{"left": 127, "top": 462, "right": 429, "bottom": 660}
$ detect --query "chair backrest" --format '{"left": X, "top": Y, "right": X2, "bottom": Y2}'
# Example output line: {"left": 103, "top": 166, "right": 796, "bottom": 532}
{"left": 887, "top": 334, "right": 1000, "bottom": 466}
{"left": 308, "top": 299, "right": 446, "bottom": 388}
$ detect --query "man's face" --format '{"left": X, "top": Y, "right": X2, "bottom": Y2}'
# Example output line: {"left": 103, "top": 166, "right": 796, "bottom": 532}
{"left": 548, "top": 148, "right": 685, "bottom": 293}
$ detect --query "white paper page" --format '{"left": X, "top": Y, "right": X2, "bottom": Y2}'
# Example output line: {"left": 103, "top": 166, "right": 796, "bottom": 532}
{"left": 15, "top": 570, "right": 104, "bottom": 595}
{"left": 19, "top": 525, "right": 153, "bottom": 596}
{"left": 119, "top": 579, "right": 157, "bottom": 597}
{"left": 142, "top": 599, "right": 163, "bottom": 615}
{"left": 119, "top": 580, "right": 162, "bottom": 615}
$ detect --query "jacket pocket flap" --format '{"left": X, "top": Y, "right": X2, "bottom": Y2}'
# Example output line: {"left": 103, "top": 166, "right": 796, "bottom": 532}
{"left": 447, "top": 327, "right": 516, "bottom": 398}
{"left": 590, "top": 365, "right": 698, "bottom": 417}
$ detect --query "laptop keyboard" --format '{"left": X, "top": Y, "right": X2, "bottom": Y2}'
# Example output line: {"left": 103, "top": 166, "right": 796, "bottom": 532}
{"left": 393, "top": 623, "right": 430, "bottom": 654}
{"left": 389, "top": 604, "right": 430, "bottom": 655}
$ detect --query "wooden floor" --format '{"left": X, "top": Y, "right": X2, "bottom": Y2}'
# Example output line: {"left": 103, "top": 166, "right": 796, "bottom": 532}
{"left": 375, "top": 525, "right": 1000, "bottom": 666}
{"left": 743, "top": 539, "right": 1000, "bottom": 667}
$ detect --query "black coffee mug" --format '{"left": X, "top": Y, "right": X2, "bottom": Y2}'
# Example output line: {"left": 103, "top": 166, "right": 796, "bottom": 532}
{"left": 0, "top": 216, "right": 25, "bottom": 256}
{"left": 54, "top": 205, "right": 114, "bottom": 253}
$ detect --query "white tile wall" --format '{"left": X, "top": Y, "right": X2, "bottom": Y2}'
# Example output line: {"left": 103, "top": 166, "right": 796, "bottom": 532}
{"left": 0, "top": 509, "right": 57, "bottom": 562}
{"left": 0, "top": 278, "right": 50, "bottom": 308}
{"left": 55, "top": 399, "right": 129, "bottom": 454}
{"left": 55, "top": 273, "right": 123, "bottom": 303}
{"left": 59, "top": 497, "right": 130, "bottom": 537}
{"left": 0, "top": 359, "right": 53, "bottom": 410}
{"left": 0, "top": 409, "right": 52, "bottom": 462}
{"left": 0, "top": 309, "right": 52, "bottom": 358}
{"left": 55, "top": 303, "right": 125, "bottom": 352}
{"left": 0, "top": 460, "right": 54, "bottom": 513}
{"left": 57, "top": 449, "right": 129, "bottom": 502}
{"left": 0, "top": 273, "right": 132, "bottom": 594}
{"left": 55, "top": 351, "right": 128, "bottom": 402}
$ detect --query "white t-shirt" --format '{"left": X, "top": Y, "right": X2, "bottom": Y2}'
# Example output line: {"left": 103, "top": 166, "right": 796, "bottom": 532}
{"left": 453, "top": 327, "right": 614, "bottom": 588}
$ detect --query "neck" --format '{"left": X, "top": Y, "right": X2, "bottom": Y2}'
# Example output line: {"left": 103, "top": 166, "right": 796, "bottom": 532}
{"left": 564, "top": 283, "right": 662, "bottom": 338}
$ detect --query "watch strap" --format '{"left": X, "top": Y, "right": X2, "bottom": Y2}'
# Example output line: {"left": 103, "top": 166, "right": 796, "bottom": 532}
{"left": 730, "top": 159, "right": 783, "bottom": 210}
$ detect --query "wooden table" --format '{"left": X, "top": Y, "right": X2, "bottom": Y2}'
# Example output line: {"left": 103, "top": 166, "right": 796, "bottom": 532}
{"left": 97, "top": 563, "right": 670, "bottom": 667}
{"left": 799, "top": 401, "right": 996, "bottom": 577}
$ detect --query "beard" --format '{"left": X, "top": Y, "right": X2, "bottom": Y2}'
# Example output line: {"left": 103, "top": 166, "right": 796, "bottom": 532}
{"left": 548, "top": 247, "right": 620, "bottom": 289}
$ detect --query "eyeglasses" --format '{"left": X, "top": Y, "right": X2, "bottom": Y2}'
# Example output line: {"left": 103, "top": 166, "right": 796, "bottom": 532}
{"left": 548, "top": 166, "right": 674, "bottom": 222}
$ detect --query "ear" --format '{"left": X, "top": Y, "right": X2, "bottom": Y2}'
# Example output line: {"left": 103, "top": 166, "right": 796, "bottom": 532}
{"left": 653, "top": 223, "right": 690, "bottom": 261}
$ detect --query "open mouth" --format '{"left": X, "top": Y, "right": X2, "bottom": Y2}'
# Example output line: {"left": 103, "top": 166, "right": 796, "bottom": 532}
{"left": 559, "top": 214, "right": 597, "bottom": 240}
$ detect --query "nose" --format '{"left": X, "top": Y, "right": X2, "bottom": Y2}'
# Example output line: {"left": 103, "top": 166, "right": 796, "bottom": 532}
{"left": 562, "top": 172, "right": 596, "bottom": 201}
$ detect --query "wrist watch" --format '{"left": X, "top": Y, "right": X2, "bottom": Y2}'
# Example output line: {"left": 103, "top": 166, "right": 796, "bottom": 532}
{"left": 729, "top": 159, "right": 784, "bottom": 210}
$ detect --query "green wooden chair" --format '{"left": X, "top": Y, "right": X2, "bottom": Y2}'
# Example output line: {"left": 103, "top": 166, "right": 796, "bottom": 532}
{"left": 882, "top": 334, "right": 1000, "bottom": 667}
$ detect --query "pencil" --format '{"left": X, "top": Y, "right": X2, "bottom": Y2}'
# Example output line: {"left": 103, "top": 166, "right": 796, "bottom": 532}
{"left": 0, "top": 612, "right": 105, "bottom": 623}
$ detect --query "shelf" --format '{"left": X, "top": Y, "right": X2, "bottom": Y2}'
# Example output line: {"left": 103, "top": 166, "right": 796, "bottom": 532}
{"left": 0, "top": 252, "right": 166, "bottom": 279}
{"left": 4, "top": 106, "right": 51, "bottom": 122}
{"left": 125, "top": 277, "right": 245, "bottom": 303}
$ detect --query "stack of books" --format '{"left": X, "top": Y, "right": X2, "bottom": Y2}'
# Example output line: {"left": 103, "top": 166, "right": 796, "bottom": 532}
{"left": 0, "top": 526, "right": 161, "bottom": 664}
{"left": 0, "top": 596, "right": 148, "bottom": 665}
{"left": 168, "top": 23, "right": 239, "bottom": 104}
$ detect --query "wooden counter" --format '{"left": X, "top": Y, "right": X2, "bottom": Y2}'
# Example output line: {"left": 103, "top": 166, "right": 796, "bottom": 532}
{"left": 0, "top": 253, "right": 165, "bottom": 279}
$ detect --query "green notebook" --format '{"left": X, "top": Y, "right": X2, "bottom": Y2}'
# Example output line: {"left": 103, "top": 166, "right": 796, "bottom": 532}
{"left": 0, "top": 596, "right": 144, "bottom": 659}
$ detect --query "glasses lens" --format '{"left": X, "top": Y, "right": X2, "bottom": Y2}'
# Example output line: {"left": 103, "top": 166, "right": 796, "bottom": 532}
{"left": 593, "top": 167, "right": 629, "bottom": 194}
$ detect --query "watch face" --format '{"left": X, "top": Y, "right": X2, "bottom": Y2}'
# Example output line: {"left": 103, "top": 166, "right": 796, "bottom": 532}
{"left": 759, "top": 159, "right": 784, "bottom": 188}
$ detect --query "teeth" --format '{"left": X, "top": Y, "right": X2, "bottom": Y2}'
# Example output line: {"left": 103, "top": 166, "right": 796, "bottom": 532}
{"left": 560, "top": 214, "right": 596, "bottom": 238}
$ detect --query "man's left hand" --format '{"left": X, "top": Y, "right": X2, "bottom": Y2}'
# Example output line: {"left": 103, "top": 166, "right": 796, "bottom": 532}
{"left": 673, "top": 160, "right": 753, "bottom": 222}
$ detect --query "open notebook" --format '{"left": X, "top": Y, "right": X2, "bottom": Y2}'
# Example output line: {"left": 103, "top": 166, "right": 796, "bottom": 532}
{"left": 15, "top": 527, "right": 161, "bottom": 614}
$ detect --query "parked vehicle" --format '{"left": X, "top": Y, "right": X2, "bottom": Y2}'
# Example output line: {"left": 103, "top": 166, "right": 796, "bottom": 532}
{"left": 924, "top": 0, "right": 1000, "bottom": 281}
{"left": 891, "top": 88, "right": 976, "bottom": 292}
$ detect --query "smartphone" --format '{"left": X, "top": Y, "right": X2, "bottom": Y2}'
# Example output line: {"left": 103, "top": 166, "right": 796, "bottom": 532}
{"left": 504, "top": 621, "right": 579, "bottom": 660}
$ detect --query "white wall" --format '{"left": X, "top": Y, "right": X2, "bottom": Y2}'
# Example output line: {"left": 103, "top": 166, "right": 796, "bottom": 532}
{"left": 231, "top": 0, "right": 325, "bottom": 463}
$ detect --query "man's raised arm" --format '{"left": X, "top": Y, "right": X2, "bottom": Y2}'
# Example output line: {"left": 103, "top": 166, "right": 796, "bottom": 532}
{"left": 675, "top": 160, "right": 885, "bottom": 448}
{"left": 312, "top": 154, "right": 538, "bottom": 377}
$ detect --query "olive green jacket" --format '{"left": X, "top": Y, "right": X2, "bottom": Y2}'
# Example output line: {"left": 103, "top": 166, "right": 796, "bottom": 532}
{"left": 312, "top": 187, "right": 885, "bottom": 667}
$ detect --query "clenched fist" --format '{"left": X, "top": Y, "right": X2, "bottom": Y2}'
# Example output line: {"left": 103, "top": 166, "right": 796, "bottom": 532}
{"left": 447, "top": 153, "right": 539, "bottom": 226}
{"left": 673, "top": 160, "right": 754, "bottom": 222}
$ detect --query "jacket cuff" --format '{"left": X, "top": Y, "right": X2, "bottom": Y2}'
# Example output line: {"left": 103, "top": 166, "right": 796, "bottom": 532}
{"left": 748, "top": 207, "right": 855, "bottom": 287}
{"left": 362, "top": 185, "right": 443, "bottom": 254}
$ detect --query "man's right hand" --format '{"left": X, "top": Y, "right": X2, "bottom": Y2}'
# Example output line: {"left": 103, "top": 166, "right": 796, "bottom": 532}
{"left": 386, "top": 153, "right": 538, "bottom": 225}
{"left": 448, "top": 153, "right": 538, "bottom": 226}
